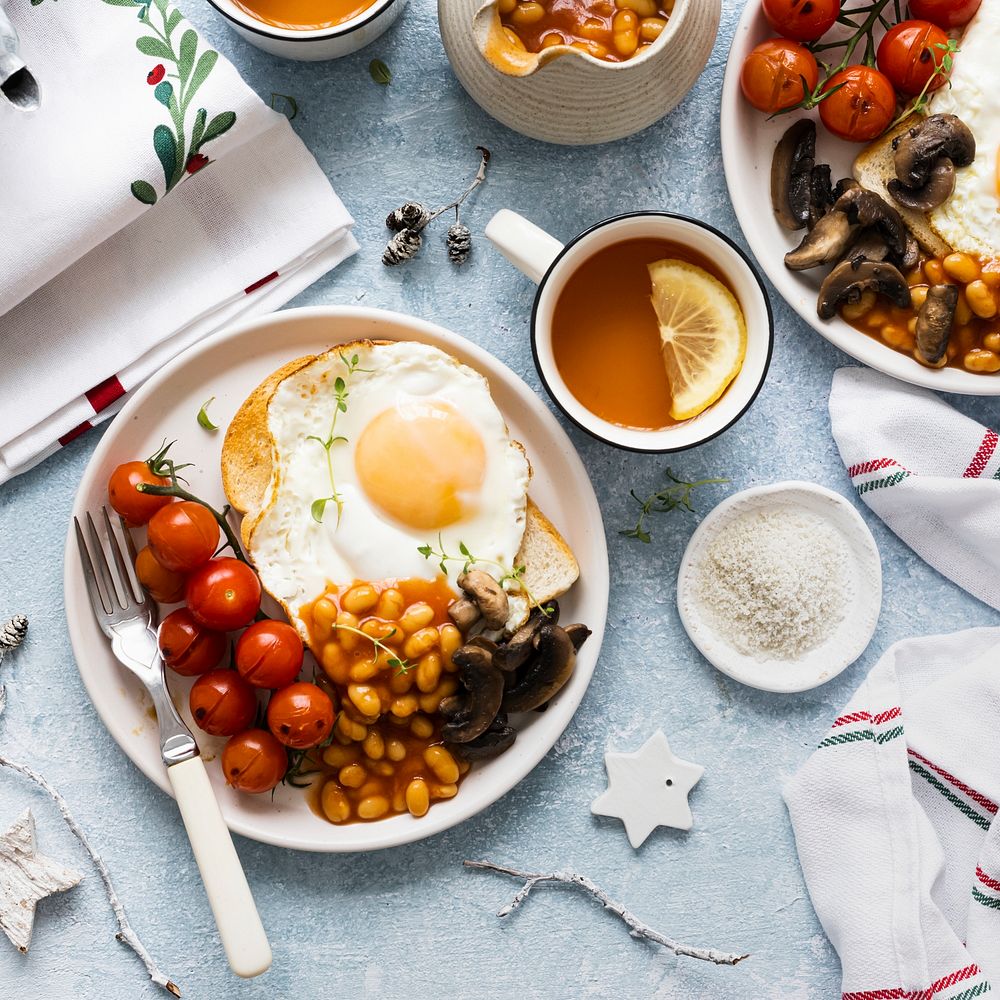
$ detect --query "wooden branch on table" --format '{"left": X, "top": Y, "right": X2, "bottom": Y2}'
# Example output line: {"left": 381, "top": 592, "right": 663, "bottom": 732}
{"left": 464, "top": 860, "right": 749, "bottom": 967}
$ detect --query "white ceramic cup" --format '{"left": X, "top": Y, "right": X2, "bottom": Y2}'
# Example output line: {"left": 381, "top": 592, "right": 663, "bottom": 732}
{"left": 207, "top": 0, "right": 407, "bottom": 60}
{"left": 485, "top": 210, "right": 774, "bottom": 452}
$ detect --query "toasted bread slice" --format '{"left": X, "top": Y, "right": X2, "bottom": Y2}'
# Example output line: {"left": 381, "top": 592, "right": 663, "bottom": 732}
{"left": 852, "top": 119, "right": 953, "bottom": 259}
{"left": 221, "top": 341, "right": 580, "bottom": 632}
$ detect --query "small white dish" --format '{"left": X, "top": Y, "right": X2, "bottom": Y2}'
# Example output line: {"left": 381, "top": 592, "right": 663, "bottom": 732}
{"left": 207, "top": 0, "right": 407, "bottom": 60}
{"left": 677, "top": 481, "right": 882, "bottom": 694}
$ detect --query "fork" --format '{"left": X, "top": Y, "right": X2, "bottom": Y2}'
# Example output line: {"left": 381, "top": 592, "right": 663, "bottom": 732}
{"left": 74, "top": 507, "right": 272, "bottom": 979}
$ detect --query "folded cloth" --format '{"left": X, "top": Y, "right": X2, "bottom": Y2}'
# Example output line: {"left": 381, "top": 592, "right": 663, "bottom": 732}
{"left": 0, "top": 0, "right": 357, "bottom": 483}
{"left": 785, "top": 628, "right": 1000, "bottom": 998}
{"left": 830, "top": 367, "right": 1000, "bottom": 612}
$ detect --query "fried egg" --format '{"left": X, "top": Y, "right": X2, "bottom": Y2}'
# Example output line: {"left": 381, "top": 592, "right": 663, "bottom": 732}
{"left": 929, "top": 1, "right": 1000, "bottom": 255}
{"left": 248, "top": 341, "right": 531, "bottom": 627}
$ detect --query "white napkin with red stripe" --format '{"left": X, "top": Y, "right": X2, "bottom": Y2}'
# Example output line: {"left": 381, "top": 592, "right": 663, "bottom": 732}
{"left": 0, "top": 0, "right": 357, "bottom": 483}
{"left": 830, "top": 367, "right": 1000, "bottom": 612}
{"left": 785, "top": 627, "right": 1000, "bottom": 998}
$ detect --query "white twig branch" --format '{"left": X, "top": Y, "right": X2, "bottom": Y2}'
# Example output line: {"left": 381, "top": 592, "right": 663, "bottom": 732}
{"left": 464, "top": 860, "right": 749, "bottom": 967}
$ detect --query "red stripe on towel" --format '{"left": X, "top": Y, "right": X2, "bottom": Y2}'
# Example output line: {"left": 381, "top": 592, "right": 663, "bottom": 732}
{"left": 977, "top": 866, "right": 1000, "bottom": 892}
{"left": 873, "top": 707, "right": 901, "bottom": 726}
{"left": 964, "top": 429, "right": 998, "bottom": 478}
{"left": 847, "top": 458, "right": 900, "bottom": 478}
{"left": 843, "top": 963, "right": 981, "bottom": 1000}
{"left": 244, "top": 270, "right": 279, "bottom": 295}
{"left": 908, "top": 749, "right": 998, "bottom": 815}
{"left": 832, "top": 710, "right": 872, "bottom": 728}
{"left": 58, "top": 421, "right": 92, "bottom": 446}
{"left": 85, "top": 374, "right": 126, "bottom": 414}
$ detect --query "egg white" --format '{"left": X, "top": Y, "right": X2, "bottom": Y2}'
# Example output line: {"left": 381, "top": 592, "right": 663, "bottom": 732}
{"left": 930, "top": 1, "right": 1000, "bottom": 256}
{"left": 248, "top": 341, "right": 531, "bottom": 625}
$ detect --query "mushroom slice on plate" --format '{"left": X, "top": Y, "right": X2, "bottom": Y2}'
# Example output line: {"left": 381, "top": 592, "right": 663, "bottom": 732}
{"left": 493, "top": 603, "right": 559, "bottom": 673}
{"left": 502, "top": 623, "right": 580, "bottom": 714}
{"left": 563, "top": 622, "right": 592, "bottom": 652}
{"left": 888, "top": 158, "right": 956, "bottom": 212}
{"left": 440, "top": 643, "right": 505, "bottom": 744}
{"left": 448, "top": 597, "right": 481, "bottom": 632}
{"left": 771, "top": 119, "right": 816, "bottom": 231}
{"left": 834, "top": 187, "right": 908, "bottom": 258}
{"left": 449, "top": 714, "right": 516, "bottom": 761}
{"left": 457, "top": 570, "right": 509, "bottom": 631}
{"left": 817, "top": 259, "right": 912, "bottom": 320}
{"left": 892, "top": 114, "right": 975, "bottom": 190}
{"left": 808, "top": 164, "right": 834, "bottom": 230}
{"left": 916, "top": 284, "right": 958, "bottom": 365}
{"left": 784, "top": 209, "right": 855, "bottom": 270}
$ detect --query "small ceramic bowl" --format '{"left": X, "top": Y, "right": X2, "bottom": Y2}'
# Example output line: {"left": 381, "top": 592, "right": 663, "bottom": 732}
{"left": 486, "top": 209, "right": 773, "bottom": 452}
{"left": 207, "top": 0, "right": 407, "bottom": 60}
{"left": 676, "top": 482, "right": 883, "bottom": 694}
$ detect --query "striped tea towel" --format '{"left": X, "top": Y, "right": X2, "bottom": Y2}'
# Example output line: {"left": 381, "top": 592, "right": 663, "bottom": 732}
{"left": 785, "top": 627, "right": 1000, "bottom": 998}
{"left": 0, "top": 0, "right": 357, "bottom": 484}
{"left": 830, "top": 367, "right": 1000, "bottom": 612}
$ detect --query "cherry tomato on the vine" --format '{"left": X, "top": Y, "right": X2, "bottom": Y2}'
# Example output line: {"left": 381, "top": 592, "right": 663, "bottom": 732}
{"left": 908, "top": 0, "right": 981, "bottom": 29}
{"left": 147, "top": 501, "right": 219, "bottom": 573}
{"left": 189, "top": 670, "right": 258, "bottom": 737}
{"left": 740, "top": 38, "right": 819, "bottom": 114}
{"left": 819, "top": 65, "right": 897, "bottom": 142}
{"left": 186, "top": 558, "right": 262, "bottom": 632}
{"left": 221, "top": 729, "right": 288, "bottom": 793}
{"left": 236, "top": 621, "right": 304, "bottom": 689}
{"left": 762, "top": 0, "right": 840, "bottom": 42}
{"left": 108, "top": 461, "right": 172, "bottom": 526}
{"left": 267, "top": 682, "right": 335, "bottom": 749}
{"left": 877, "top": 20, "right": 950, "bottom": 96}
{"left": 135, "top": 545, "right": 186, "bottom": 604}
{"left": 159, "top": 607, "right": 227, "bottom": 677}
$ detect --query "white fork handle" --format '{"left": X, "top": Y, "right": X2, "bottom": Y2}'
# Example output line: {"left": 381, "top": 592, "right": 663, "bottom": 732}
{"left": 167, "top": 756, "right": 272, "bottom": 978}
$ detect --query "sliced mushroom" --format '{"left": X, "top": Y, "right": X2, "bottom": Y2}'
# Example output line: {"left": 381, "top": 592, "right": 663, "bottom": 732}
{"left": 493, "top": 603, "right": 559, "bottom": 673}
{"left": 817, "top": 259, "right": 912, "bottom": 320}
{"left": 808, "top": 163, "right": 834, "bottom": 230}
{"left": 449, "top": 714, "right": 516, "bottom": 761}
{"left": 892, "top": 114, "right": 975, "bottom": 190}
{"left": 784, "top": 209, "right": 854, "bottom": 270}
{"left": 898, "top": 231, "right": 921, "bottom": 271}
{"left": 916, "top": 283, "right": 958, "bottom": 365}
{"left": 771, "top": 119, "right": 816, "bottom": 231}
{"left": 457, "top": 570, "right": 509, "bottom": 631}
{"left": 844, "top": 229, "right": 890, "bottom": 267}
{"left": 833, "top": 187, "right": 908, "bottom": 258}
{"left": 502, "top": 623, "right": 576, "bottom": 714}
{"left": 888, "top": 158, "right": 956, "bottom": 212}
{"left": 563, "top": 623, "right": 592, "bottom": 653}
{"left": 448, "top": 597, "right": 481, "bottom": 633}
{"left": 439, "top": 644, "right": 504, "bottom": 743}
{"left": 833, "top": 177, "right": 861, "bottom": 201}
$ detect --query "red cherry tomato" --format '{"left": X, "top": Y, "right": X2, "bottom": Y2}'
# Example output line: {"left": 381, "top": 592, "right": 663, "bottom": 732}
{"left": 819, "top": 65, "right": 897, "bottom": 142}
{"left": 189, "top": 670, "right": 258, "bottom": 737}
{"left": 185, "top": 558, "right": 262, "bottom": 632}
{"left": 108, "top": 461, "right": 172, "bottom": 526}
{"left": 221, "top": 729, "right": 288, "bottom": 793}
{"left": 908, "top": 0, "right": 980, "bottom": 29}
{"left": 762, "top": 0, "right": 840, "bottom": 41}
{"left": 159, "top": 608, "right": 227, "bottom": 677}
{"left": 267, "top": 682, "right": 335, "bottom": 749}
{"left": 877, "top": 20, "right": 951, "bottom": 96}
{"left": 135, "top": 545, "right": 186, "bottom": 604}
{"left": 236, "top": 621, "right": 304, "bottom": 689}
{"left": 740, "top": 38, "right": 819, "bottom": 114}
{"left": 147, "top": 501, "right": 219, "bottom": 573}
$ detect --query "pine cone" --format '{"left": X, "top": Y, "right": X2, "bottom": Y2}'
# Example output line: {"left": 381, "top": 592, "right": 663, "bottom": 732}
{"left": 447, "top": 223, "right": 472, "bottom": 265}
{"left": 385, "top": 202, "right": 430, "bottom": 232}
{"left": 0, "top": 615, "right": 27, "bottom": 651}
{"left": 382, "top": 228, "right": 422, "bottom": 266}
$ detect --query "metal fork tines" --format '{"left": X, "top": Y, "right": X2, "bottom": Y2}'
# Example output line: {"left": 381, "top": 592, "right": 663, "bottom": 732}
{"left": 74, "top": 507, "right": 198, "bottom": 765}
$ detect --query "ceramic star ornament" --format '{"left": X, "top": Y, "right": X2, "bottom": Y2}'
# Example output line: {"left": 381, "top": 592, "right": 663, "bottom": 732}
{"left": 591, "top": 730, "right": 705, "bottom": 848}
{"left": 0, "top": 809, "right": 81, "bottom": 953}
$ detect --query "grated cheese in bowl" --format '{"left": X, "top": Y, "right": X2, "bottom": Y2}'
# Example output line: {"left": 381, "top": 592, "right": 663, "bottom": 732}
{"left": 694, "top": 507, "right": 850, "bottom": 661}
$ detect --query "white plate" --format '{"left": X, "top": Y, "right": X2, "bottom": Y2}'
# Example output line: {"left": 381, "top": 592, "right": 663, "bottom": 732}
{"left": 676, "top": 481, "right": 881, "bottom": 693}
{"left": 720, "top": 4, "right": 1000, "bottom": 396}
{"left": 64, "top": 306, "right": 609, "bottom": 852}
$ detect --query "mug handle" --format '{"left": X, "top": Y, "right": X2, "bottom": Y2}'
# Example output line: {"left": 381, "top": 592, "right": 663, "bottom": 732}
{"left": 485, "top": 210, "right": 565, "bottom": 285}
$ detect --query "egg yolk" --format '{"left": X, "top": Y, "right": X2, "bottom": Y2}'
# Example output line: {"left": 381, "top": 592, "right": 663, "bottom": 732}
{"left": 354, "top": 401, "right": 487, "bottom": 530}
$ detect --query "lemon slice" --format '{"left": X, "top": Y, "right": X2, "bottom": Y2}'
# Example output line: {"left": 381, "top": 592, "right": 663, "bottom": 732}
{"left": 648, "top": 259, "right": 747, "bottom": 421}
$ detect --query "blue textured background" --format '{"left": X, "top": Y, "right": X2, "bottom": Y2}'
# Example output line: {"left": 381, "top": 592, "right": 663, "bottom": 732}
{"left": 3, "top": 1, "right": 999, "bottom": 997}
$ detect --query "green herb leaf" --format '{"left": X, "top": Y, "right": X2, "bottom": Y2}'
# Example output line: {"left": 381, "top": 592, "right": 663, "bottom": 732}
{"left": 369, "top": 59, "right": 392, "bottom": 85}
{"left": 130, "top": 180, "right": 157, "bottom": 205}
{"left": 311, "top": 498, "right": 328, "bottom": 523}
{"left": 196, "top": 396, "right": 218, "bottom": 431}
{"left": 270, "top": 92, "right": 299, "bottom": 120}
{"left": 417, "top": 544, "right": 432, "bottom": 557}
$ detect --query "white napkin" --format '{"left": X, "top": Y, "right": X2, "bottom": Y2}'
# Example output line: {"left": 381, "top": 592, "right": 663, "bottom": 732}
{"left": 0, "top": 0, "right": 358, "bottom": 482}
{"left": 830, "top": 367, "right": 1000, "bottom": 612}
{"left": 785, "top": 628, "right": 1000, "bottom": 997}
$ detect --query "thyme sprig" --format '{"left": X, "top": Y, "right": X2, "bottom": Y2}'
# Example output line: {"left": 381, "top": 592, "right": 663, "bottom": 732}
{"left": 890, "top": 38, "right": 960, "bottom": 130}
{"left": 308, "top": 353, "right": 372, "bottom": 526}
{"left": 623, "top": 469, "right": 728, "bottom": 544}
{"left": 135, "top": 440, "right": 250, "bottom": 563}
{"left": 417, "top": 536, "right": 552, "bottom": 617}
{"left": 333, "top": 622, "right": 415, "bottom": 676}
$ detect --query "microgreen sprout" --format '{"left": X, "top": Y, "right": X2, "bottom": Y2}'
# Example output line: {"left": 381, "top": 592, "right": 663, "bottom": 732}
{"left": 623, "top": 469, "right": 728, "bottom": 544}
{"left": 332, "top": 622, "right": 415, "bottom": 676}
{"left": 196, "top": 397, "right": 218, "bottom": 431}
